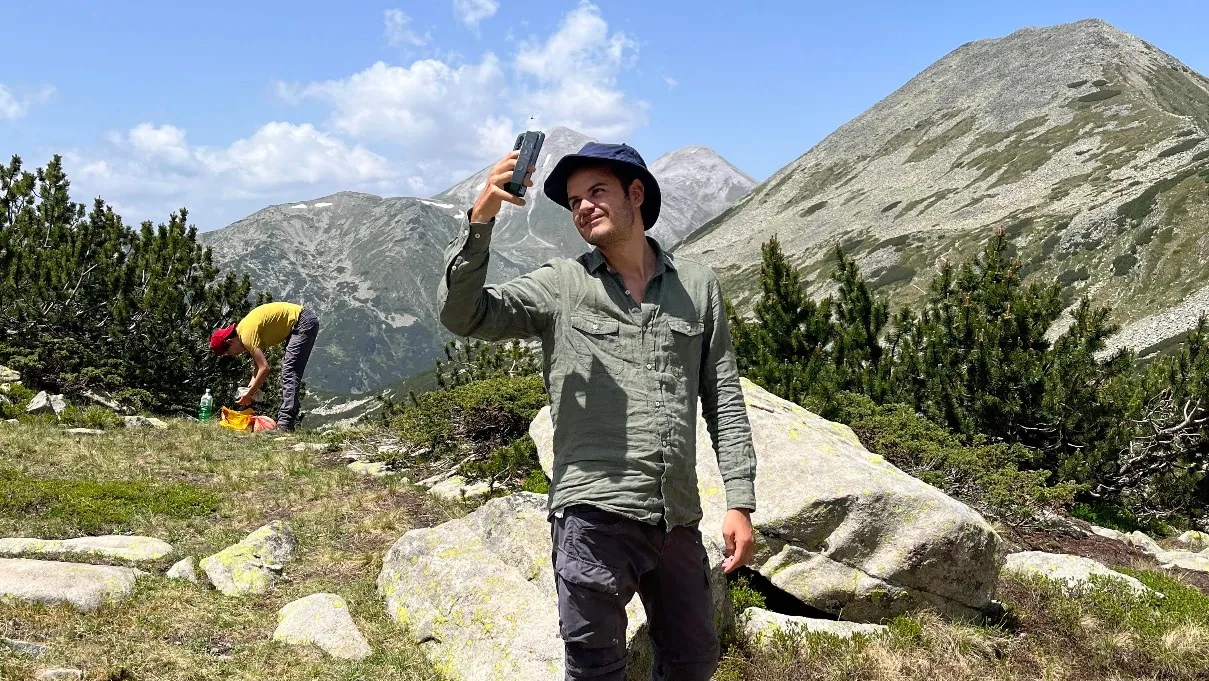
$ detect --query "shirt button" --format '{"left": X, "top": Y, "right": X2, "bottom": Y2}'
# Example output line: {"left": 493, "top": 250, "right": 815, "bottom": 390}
{"left": 646, "top": 363, "right": 654, "bottom": 370}
{"left": 625, "top": 289, "right": 631, "bottom": 295}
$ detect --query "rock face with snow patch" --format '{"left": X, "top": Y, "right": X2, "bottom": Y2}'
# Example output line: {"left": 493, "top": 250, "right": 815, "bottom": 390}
{"left": 533, "top": 378, "right": 1003, "bottom": 623}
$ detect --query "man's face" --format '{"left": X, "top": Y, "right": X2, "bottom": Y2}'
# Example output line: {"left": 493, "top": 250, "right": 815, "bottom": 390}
{"left": 566, "top": 166, "right": 642, "bottom": 249}
{"left": 224, "top": 336, "right": 246, "bottom": 357}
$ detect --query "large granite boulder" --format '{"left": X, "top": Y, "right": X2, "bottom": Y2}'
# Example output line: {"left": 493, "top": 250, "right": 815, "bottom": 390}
{"left": 1003, "top": 551, "right": 1154, "bottom": 595}
{"left": 532, "top": 377, "right": 1003, "bottom": 623}
{"left": 378, "top": 493, "right": 720, "bottom": 680}
{"left": 0, "top": 536, "right": 172, "bottom": 562}
{"left": 0, "top": 558, "right": 142, "bottom": 612}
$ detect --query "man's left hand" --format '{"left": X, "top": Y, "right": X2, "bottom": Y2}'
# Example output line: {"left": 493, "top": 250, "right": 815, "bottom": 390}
{"left": 235, "top": 390, "right": 254, "bottom": 407}
{"left": 721, "top": 508, "right": 755, "bottom": 573}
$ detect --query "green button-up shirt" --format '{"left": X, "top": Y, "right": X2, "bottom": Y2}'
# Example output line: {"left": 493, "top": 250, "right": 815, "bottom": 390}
{"left": 438, "top": 214, "right": 757, "bottom": 529}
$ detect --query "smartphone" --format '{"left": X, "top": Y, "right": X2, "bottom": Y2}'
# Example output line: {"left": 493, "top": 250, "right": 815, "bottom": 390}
{"left": 506, "top": 130, "right": 545, "bottom": 197}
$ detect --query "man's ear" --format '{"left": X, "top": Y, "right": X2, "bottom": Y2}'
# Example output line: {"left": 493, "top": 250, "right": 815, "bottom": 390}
{"left": 629, "top": 179, "right": 644, "bottom": 209}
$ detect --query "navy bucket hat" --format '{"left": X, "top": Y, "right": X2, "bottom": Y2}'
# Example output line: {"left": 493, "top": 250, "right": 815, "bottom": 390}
{"left": 543, "top": 142, "right": 661, "bottom": 230}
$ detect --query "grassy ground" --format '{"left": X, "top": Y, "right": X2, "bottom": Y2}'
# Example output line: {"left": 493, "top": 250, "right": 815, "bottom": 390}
{"left": 3, "top": 421, "right": 1209, "bottom": 680}
{"left": 0, "top": 421, "right": 466, "bottom": 681}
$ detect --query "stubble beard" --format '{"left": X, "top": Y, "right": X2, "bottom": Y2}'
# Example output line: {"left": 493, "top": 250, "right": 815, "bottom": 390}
{"left": 582, "top": 201, "right": 637, "bottom": 251}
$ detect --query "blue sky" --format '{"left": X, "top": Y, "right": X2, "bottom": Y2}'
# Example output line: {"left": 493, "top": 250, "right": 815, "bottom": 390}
{"left": 2, "top": 0, "right": 1207, "bottom": 231}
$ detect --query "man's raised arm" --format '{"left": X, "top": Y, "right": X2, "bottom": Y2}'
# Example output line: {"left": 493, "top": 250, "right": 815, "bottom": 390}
{"left": 437, "top": 151, "right": 557, "bottom": 341}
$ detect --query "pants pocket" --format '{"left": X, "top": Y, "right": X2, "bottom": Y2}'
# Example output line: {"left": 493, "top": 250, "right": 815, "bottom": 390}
{"left": 555, "top": 550, "right": 627, "bottom": 649}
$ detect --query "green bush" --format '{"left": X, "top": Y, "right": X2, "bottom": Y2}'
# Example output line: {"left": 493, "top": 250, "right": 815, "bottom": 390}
{"left": 832, "top": 392, "right": 1080, "bottom": 523}
{"left": 0, "top": 383, "right": 35, "bottom": 419}
{"left": 385, "top": 374, "right": 548, "bottom": 485}
{"left": 1070, "top": 502, "right": 1173, "bottom": 536}
{"left": 728, "top": 575, "right": 768, "bottom": 613}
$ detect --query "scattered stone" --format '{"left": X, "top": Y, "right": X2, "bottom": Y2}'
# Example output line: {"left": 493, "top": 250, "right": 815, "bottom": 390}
{"left": 1156, "top": 549, "right": 1209, "bottom": 572}
{"left": 377, "top": 443, "right": 403, "bottom": 454}
{"left": 348, "top": 461, "right": 391, "bottom": 477}
{"left": 427, "top": 475, "right": 491, "bottom": 501}
{"left": 273, "top": 593, "right": 372, "bottom": 660}
{"left": 1176, "top": 530, "right": 1209, "bottom": 552}
{"left": 64, "top": 428, "right": 105, "bottom": 436}
{"left": 379, "top": 493, "right": 670, "bottom": 680}
{"left": 84, "top": 390, "right": 124, "bottom": 413}
{"left": 25, "top": 391, "right": 55, "bottom": 415}
{"left": 0, "top": 558, "right": 141, "bottom": 612}
{"left": 535, "top": 377, "right": 1004, "bottom": 623}
{"left": 1089, "top": 525, "right": 1129, "bottom": 543}
{"left": 1127, "top": 531, "right": 1163, "bottom": 556}
{"left": 1036, "top": 510, "right": 1089, "bottom": 538}
{"left": 291, "top": 442, "right": 328, "bottom": 452}
{"left": 0, "top": 381, "right": 19, "bottom": 395}
{"left": 272, "top": 436, "right": 291, "bottom": 442}
{"left": 2, "top": 419, "right": 17, "bottom": 426}
{"left": 741, "top": 607, "right": 887, "bottom": 648}
{"left": 123, "top": 415, "right": 168, "bottom": 429}
{"left": 36, "top": 669, "right": 82, "bottom": 680}
{"left": 0, "top": 393, "right": 8, "bottom": 406}
{"left": 1, "top": 636, "right": 48, "bottom": 658}
{"left": 1004, "top": 551, "right": 1153, "bottom": 596}
{"left": 0, "top": 536, "right": 173, "bottom": 562}
{"left": 339, "top": 449, "right": 369, "bottom": 462}
{"left": 166, "top": 556, "right": 199, "bottom": 583}
{"left": 201, "top": 520, "right": 297, "bottom": 596}
{"left": 0, "top": 365, "right": 19, "bottom": 383}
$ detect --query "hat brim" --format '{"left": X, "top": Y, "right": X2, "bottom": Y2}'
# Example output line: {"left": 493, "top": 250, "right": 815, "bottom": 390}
{"left": 543, "top": 155, "right": 661, "bottom": 231}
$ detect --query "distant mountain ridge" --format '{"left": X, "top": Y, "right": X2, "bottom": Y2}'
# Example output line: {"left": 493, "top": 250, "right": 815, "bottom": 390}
{"left": 202, "top": 127, "right": 756, "bottom": 393}
{"left": 678, "top": 18, "right": 1209, "bottom": 356}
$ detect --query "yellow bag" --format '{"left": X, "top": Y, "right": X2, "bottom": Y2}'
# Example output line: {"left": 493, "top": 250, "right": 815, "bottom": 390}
{"left": 218, "top": 406, "right": 256, "bottom": 432}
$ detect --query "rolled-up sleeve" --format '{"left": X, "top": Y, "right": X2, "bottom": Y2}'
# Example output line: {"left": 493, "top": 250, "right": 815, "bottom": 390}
{"left": 438, "top": 211, "right": 559, "bottom": 341}
{"left": 699, "top": 274, "right": 757, "bottom": 512}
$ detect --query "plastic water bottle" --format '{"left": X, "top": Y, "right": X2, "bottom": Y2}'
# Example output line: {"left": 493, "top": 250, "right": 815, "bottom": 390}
{"left": 199, "top": 389, "right": 215, "bottom": 421}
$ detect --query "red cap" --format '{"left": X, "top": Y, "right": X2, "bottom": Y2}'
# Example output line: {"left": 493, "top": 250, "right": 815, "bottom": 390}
{"left": 210, "top": 325, "right": 237, "bottom": 354}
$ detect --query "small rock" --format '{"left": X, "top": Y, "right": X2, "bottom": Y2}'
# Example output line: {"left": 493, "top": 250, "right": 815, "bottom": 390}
{"left": 741, "top": 607, "right": 887, "bottom": 648}
{"left": 273, "top": 593, "right": 372, "bottom": 660}
{"left": 1127, "top": 531, "right": 1163, "bottom": 556}
{"left": 1004, "top": 551, "right": 1154, "bottom": 596}
{"left": 377, "top": 444, "right": 402, "bottom": 454}
{"left": 0, "top": 365, "right": 19, "bottom": 383}
{"left": 0, "top": 393, "right": 9, "bottom": 406}
{"left": 1, "top": 636, "right": 48, "bottom": 658}
{"left": 64, "top": 428, "right": 105, "bottom": 436}
{"left": 272, "top": 436, "right": 291, "bottom": 442}
{"left": 166, "top": 556, "right": 199, "bottom": 583}
{"left": 200, "top": 521, "right": 297, "bottom": 596}
{"left": 339, "top": 450, "right": 368, "bottom": 462}
{"left": 0, "top": 381, "right": 20, "bottom": 394}
{"left": 0, "top": 558, "right": 141, "bottom": 612}
{"left": 1156, "top": 549, "right": 1209, "bottom": 573}
{"left": 50, "top": 394, "right": 67, "bottom": 413}
{"left": 2, "top": 419, "right": 17, "bottom": 426}
{"left": 291, "top": 442, "right": 328, "bottom": 452}
{"left": 0, "top": 536, "right": 173, "bottom": 562}
{"left": 1088, "top": 525, "right": 1128, "bottom": 543}
{"left": 348, "top": 461, "right": 391, "bottom": 477}
{"left": 26, "top": 391, "right": 54, "bottom": 415}
{"left": 84, "top": 390, "right": 123, "bottom": 412}
{"left": 123, "top": 415, "right": 168, "bottom": 429}
{"left": 428, "top": 476, "right": 491, "bottom": 501}
{"left": 36, "top": 669, "right": 82, "bottom": 681}
{"left": 1176, "top": 530, "right": 1209, "bottom": 553}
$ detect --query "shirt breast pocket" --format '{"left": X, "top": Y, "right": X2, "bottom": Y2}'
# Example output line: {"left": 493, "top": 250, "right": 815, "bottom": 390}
{"left": 666, "top": 317, "right": 705, "bottom": 377}
{"left": 568, "top": 314, "right": 622, "bottom": 374}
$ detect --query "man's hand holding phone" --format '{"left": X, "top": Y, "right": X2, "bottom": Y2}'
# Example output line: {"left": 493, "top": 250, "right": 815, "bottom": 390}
{"left": 470, "top": 152, "right": 536, "bottom": 224}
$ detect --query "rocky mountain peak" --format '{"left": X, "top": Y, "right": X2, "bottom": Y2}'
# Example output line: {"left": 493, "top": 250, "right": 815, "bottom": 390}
{"left": 679, "top": 18, "right": 1209, "bottom": 355}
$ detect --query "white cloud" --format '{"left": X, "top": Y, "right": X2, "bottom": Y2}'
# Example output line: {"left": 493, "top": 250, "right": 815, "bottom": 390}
{"left": 67, "top": 121, "right": 398, "bottom": 226}
{"left": 384, "top": 8, "right": 429, "bottom": 47}
{"left": 663, "top": 76, "right": 678, "bottom": 89}
{"left": 0, "top": 84, "right": 55, "bottom": 121}
{"left": 513, "top": 2, "right": 646, "bottom": 138}
{"left": 453, "top": 0, "right": 499, "bottom": 29}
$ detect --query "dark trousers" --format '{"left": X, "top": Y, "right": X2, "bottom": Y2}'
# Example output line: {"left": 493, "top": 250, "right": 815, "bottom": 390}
{"left": 277, "top": 308, "right": 318, "bottom": 431}
{"left": 552, "top": 504, "right": 720, "bottom": 681}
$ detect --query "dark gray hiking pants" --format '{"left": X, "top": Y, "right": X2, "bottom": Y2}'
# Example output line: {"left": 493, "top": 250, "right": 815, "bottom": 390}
{"left": 277, "top": 308, "right": 318, "bottom": 431}
{"left": 551, "top": 504, "right": 720, "bottom": 681}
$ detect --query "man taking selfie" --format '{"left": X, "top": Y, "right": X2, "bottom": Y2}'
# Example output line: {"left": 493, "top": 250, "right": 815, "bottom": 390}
{"left": 438, "top": 139, "right": 757, "bottom": 680}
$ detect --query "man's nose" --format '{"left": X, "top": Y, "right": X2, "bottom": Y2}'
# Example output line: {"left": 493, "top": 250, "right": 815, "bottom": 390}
{"left": 576, "top": 200, "right": 595, "bottom": 218}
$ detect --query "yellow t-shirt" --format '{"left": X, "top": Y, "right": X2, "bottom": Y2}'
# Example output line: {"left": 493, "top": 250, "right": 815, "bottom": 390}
{"left": 236, "top": 302, "right": 303, "bottom": 350}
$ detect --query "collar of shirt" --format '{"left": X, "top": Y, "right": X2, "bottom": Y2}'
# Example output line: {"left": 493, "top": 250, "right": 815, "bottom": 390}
{"left": 583, "top": 237, "right": 678, "bottom": 276}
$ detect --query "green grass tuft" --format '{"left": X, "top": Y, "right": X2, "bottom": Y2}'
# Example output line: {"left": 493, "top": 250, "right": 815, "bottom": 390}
{"left": 0, "top": 468, "right": 221, "bottom": 537}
